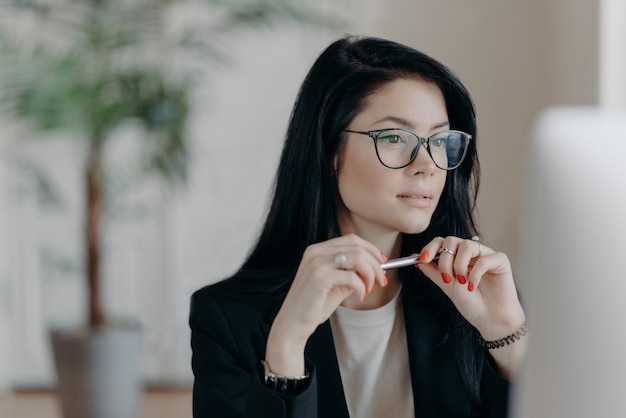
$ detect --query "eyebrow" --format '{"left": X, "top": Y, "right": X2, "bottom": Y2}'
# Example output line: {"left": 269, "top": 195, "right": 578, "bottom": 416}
{"left": 372, "top": 116, "right": 450, "bottom": 131}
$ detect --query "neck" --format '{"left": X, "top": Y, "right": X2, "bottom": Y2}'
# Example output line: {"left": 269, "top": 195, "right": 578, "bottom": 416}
{"left": 338, "top": 217, "right": 404, "bottom": 310}
{"left": 338, "top": 213, "right": 403, "bottom": 260}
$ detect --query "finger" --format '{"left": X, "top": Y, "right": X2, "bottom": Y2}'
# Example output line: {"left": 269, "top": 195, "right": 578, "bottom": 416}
{"left": 467, "top": 251, "right": 510, "bottom": 290}
{"left": 333, "top": 268, "right": 369, "bottom": 301}
{"left": 415, "top": 258, "right": 453, "bottom": 295}
{"left": 417, "top": 236, "right": 445, "bottom": 263}
{"left": 330, "top": 233, "right": 386, "bottom": 263}
{"left": 331, "top": 246, "right": 386, "bottom": 293}
{"left": 439, "top": 237, "right": 496, "bottom": 288}
{"left": 415, "top": 237, "right": 452, "bottom": 287}
{"left": 453, "top": 239, "right": 480, "bottom": 285}
{"left": 327, "top": 235, "right": 386, "bottom": 287}
{"left": 347, "top": 248, "right": 379, "bottom": 293}
{"left": 433, "top": 236, "right": 461, "bottom": 285}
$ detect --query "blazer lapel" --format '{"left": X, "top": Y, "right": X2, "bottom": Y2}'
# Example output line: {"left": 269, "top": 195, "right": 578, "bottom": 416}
{"left": 402, "top": 288, "right": 441, "bottom": 418}
{"left": 305, "top": 320, "right": 350, "bottom": 418}
{"left": 304, "top": 293, "right": 438, "bottom": 418}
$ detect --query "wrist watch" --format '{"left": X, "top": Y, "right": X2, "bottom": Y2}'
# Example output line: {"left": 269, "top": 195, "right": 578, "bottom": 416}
{"left": 261, "top": 360, "right": 310, "bottom": 396}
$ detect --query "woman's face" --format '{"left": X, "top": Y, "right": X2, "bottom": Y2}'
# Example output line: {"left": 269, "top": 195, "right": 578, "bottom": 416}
{"left": 336, "top": 77, "right": 448, "bottom": 236}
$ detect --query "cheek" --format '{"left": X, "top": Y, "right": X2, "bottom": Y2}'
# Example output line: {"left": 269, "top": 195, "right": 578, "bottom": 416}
{"left": 337, "top": 180, "right": 385, "bottom": 228}
{"left": 338, "top": 167, "right": 375, "bottom": 203}
{"left": 337, "top": 158, "right": 389, "bottom": 209}
{"left": 434, "top": 172, "right": 447, "bottom": 198}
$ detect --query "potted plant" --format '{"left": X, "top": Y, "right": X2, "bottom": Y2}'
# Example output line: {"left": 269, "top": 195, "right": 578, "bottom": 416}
{"left": 0, "top": 1, "right": 332, "bottom": 417}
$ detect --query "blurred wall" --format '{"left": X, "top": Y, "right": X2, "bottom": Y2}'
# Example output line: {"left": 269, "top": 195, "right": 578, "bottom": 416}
{"left": 190, "top": 0, "right": 604, "bottom": 286}
{"left": 600, "top": 0, "right": 626, "bottom": 106}
{"left": 363, "top": 0, "right": 601, "bottom": 278}
{"left": 0, "top": 0, "right": 612, "bottom": 388}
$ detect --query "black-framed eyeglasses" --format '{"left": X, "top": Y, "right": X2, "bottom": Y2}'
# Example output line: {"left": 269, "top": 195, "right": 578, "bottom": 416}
{"left": 343, "top": 128, "right": 472, "bottom": 170}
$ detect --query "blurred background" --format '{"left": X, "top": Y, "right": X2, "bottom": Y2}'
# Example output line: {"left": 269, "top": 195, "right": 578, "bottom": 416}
{"left": 0, "top": 0, "right": 624, "bottom": 416}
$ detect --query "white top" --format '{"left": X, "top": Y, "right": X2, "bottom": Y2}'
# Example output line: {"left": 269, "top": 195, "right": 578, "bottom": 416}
{"left": 330, "top": 289, "right": 415, "bottom": 418}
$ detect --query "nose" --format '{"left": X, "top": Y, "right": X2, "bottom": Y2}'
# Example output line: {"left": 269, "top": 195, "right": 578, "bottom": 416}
{"left": 407, "top": 142, "right": 437, "bottom": 175}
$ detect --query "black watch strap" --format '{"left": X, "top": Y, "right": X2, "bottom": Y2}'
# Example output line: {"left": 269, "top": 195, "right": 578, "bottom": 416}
{"left": 261, "top": 360, "right": 311, "bottom": 396}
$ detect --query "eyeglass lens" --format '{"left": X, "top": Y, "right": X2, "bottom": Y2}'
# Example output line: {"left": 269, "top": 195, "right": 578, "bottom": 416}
{"left": 374, "top": 129, "right": 469, "bottom": 169}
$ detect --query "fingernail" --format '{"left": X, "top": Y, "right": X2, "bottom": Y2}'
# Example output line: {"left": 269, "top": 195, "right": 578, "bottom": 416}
{"left": 383, "top": 274, "right": 388, "bottom": 286}
{"left": 442, "top": 272, "right": 452, "bottom": 284}
{"left": 369, "top": 284, "right": 374, "bottom": 293}
{"left": 362, "top": 294, "right": 367, "bottom": 301}
{"left": 380, "top": 252, "right": 388, "bottom": 262}
{"left": 457, "top": 274, "right": 467, "bottom": 285}
{"left": 419, "top": 251, "right": 430, "bottom": 262}
{"left": 468, "top": 282, "right": 475, "bottom": 292}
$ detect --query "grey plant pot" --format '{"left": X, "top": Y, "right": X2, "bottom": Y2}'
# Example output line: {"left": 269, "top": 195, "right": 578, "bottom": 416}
{"left": 50, "top": 325, "right": 143, "bottom": 418}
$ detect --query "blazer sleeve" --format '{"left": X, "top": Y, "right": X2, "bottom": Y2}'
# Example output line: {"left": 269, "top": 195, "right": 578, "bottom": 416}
{"left": 480, "top": 355, "right": 512, "bottom": 418}
{"left": 189, "top": 290, "right": 319, "bottom": 418}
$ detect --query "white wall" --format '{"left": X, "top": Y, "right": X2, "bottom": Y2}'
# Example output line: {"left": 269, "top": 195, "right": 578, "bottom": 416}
{"left": 0, "top": 0, "right": 366, "bottom": 389}
{"left": 364, "top": 0, "right": 605, "bottom": 277}
{"left": 365, "top": 0, "right": 552, "bottom": 274}
{"left": 600, "top": 0, "right": 626, "bottom": 107}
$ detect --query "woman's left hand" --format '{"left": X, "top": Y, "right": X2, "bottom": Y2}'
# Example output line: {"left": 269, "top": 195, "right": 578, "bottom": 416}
{"left": 416, "top": 236, "right": 525, "bottom": 342}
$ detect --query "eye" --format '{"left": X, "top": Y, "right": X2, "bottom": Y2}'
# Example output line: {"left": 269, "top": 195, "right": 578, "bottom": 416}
{"left": 378, "top": 134, "right": 402, "bottom": 144}
{"left": 430, "top": 137, "right": 445, "bottom": 147}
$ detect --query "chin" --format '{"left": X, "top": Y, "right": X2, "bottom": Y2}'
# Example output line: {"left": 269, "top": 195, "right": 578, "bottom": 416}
{"left": 396, "top": 221, "right": 431, "bottom": 235}
{"left": 389, "top": 209, "right": 436, "bottom": 235}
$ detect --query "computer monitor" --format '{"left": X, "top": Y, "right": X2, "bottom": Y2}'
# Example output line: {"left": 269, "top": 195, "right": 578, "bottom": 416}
{"left": 512, "top": 106, "right": 626, "bottom": 417}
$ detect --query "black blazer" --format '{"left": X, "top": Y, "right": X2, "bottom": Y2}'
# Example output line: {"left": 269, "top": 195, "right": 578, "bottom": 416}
{"left": 190, "top": 276, "right": 511, "bottom": 418}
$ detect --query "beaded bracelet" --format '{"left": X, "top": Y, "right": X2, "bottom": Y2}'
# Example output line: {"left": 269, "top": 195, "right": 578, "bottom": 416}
{"left": 478, "top": 322, "right": 528, "bottom": 349}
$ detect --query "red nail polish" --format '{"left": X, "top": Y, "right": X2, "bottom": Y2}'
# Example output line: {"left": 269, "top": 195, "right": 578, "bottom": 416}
{"left": 457, "top": 274, "right": 467, "bottom": 285}
{"left": 380, "top": 252, "right": 388, "bottom": 262}
{"left": 419, "top": 251, "right": 430, "bottom": 262}
{"left": 383, "top": 274, "right": 388, "bottom": 286}
{"left": 468, "top": 282, "right": 474, "bottom": 292}
{"left": 442, "top": 272, "right": 452, "bottom": 284}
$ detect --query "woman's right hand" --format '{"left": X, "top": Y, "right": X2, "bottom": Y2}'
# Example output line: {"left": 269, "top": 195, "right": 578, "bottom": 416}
{"left": 264, "top": 234, "right": 386, "bottom": 376}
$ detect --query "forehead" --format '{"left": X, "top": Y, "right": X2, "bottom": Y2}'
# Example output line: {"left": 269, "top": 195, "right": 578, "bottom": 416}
{"left": 356, "top": 78, "right": 448, "bottom": 131}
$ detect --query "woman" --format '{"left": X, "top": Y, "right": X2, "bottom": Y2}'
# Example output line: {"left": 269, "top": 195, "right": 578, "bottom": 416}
{"left": 189, "top": 36, "right": 527, "bottom": 418}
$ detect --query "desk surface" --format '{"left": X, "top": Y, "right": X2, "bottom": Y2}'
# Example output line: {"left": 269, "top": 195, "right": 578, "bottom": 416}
{"left": 0, "top": 388, "right": 192, "bottom": 418}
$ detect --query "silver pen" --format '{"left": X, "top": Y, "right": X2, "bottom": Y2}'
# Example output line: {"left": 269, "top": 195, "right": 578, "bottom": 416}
{"left": 380, "top": 254, "right": 439, "bottom": 270}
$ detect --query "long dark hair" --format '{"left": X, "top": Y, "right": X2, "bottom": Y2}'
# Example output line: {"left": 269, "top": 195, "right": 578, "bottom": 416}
{"left": 220, "top": 36, "right": 484, "bottom": 410}
{"left": 244, "top": 35, "right": 479, "bottom": 269}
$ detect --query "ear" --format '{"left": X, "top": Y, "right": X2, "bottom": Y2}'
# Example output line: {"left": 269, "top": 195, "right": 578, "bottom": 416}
{"left": 331, "top": 135, "right": 347, "bottom": 177}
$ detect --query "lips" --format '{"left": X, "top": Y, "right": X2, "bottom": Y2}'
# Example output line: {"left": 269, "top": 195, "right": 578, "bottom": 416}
{"left": 397, "top": 190, "right": 432, "bottom": 199}
{"left": 397, "top": 191, "right": 433, "bottom": 208}
{"left": 398, "top": 194, "right": 430, "bottom": 199}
